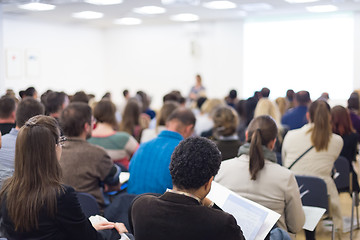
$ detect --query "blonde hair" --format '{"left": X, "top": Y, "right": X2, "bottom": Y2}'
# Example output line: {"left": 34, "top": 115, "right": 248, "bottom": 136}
{"left": 254, "top": 98, "right": 281, "bottom": 126}
{"left": 200, "top": 98, "right": 225, "bottom": 114}
{"left": 212, "top": 106, "right": 239, "bottom": 137}
{"left": 275, "top": 97, "right": 287, "bottom": 117}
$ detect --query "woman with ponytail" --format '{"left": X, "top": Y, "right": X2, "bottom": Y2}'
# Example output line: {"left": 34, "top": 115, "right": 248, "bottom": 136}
{"left": 282, "top": 100, "right": 344, "bottom": 237}
{"left": 216, "top": 115, "right": 304, "bottom": 237}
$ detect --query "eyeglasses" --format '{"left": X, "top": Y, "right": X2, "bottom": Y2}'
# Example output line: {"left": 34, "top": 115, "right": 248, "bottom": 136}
{"left": 58, "top": 136, "right": 67, "bottom": 147}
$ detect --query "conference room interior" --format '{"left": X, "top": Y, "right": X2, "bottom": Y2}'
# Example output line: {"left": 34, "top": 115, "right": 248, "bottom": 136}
{"left": 1, "top": 0, "right": 360, "bottom": 239}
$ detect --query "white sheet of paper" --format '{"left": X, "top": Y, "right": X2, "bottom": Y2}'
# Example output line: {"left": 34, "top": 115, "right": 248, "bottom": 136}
{"left": 302, "top": 206, "right": 326, "bottom": 231}
{"left": 120, "top": 172, "right": 130, "bottom": 184}
{"left": 208, "top": 182, "right": 280, "bottom": 240}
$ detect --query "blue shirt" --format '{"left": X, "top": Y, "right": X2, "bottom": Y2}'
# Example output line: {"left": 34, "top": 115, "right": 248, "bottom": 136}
{"left": 0, "top": 128, "right": 18, "bottom": 170}
{"left": 281, "top": 106, "right": 308, "bottom": 130}
{"left": 127, "top": 130, "right": 183, "bottom": 194}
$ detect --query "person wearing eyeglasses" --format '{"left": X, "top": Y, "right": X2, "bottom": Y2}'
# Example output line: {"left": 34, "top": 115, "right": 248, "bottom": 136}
{"left": 0, "top": 115, "right": 130, "bottom": 239}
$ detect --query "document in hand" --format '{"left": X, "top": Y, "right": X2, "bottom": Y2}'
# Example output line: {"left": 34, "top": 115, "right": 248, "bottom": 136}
{"left": 208, "top": 182, "right": 280, "bottom": 240}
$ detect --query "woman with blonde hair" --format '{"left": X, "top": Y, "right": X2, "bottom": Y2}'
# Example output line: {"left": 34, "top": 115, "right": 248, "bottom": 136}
{"left": 216, "top": 115, "right": 304, "bottom": 237}
{"left": 254, "top": 98, "right": 288, "bottom": 153}
{"left": 0, "top": 115, "right": 128, "bottom": 239}
{"left": 282, "top": 100, "right": 344, "bottom": 238}
{"left": 211, "top": 106, "right": 242, "bottom": 161}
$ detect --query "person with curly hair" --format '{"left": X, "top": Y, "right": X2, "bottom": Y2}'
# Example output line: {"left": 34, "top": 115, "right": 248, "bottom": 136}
{"left": 129, "top": 137, "right": 245, "bottom": 240}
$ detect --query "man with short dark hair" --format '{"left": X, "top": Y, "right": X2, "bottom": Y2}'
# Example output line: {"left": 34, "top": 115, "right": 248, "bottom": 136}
{"left": 127, "top": 108, "right": 196, "bottom": 194}
{"left": 0, "top": 98, "right": 44, "bottom": 170}
{"left": 281, "top": 90, "right": 311, "bottom": 130}
{"left": 0, "top": 96, "right": 16, "bottom": 135}
{"left": 130, "top": 137, "right": 245, "bottom": 240}
{"left": 45, "top": 91, "right": 69, "bottom": 119}
{"left": 59, "top": 102, "right": 120, "bottom": 210}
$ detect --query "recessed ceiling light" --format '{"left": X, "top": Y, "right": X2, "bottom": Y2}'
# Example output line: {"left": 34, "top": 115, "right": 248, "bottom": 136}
{"left": 203, "top": 1, "right": 237, "bottom": 9}
{"left": 162, "top": 0, "right": 200, "bottom": 5}
{"left": 306, "top": 5, "right": 338, "bottom": 12}
{"left": 18, "top": 2, "right": 56, "bottom": 11}
{"left": 84, "top": 0, "right": 123, "bottom": 5}
{"left": 133, "top": 6, "right": 166, "bottom": 15}
{"left": 72, "top": 11, "right": 104, "bottom": 19}
{"left": 170, "top": 13, "right": 199, "bottom": 22}
{"left": 114, "top": 18, "right": 142, "bottom": 25}
{"left": 284, "top": 0, "right": 320, "bottom": 3}
{"left": 240, "top": 3, "right": 273, "bottom": 11}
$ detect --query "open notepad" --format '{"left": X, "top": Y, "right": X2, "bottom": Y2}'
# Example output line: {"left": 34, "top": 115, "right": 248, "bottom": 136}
{"left": 208, "top": 182, "right": 280, "bottom": 240}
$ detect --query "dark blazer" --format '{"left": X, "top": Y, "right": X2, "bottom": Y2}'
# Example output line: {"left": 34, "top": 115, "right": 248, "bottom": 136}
{"left": 0, "top": 185, "right": 112, "bottom": 240}
{"left": 130, "top": 192, "right": 245, "bottom": 240}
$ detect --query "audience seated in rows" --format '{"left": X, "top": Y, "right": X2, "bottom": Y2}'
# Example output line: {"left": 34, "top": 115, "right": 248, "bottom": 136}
{"left": 0, "top": 115, "right": 130, "bottom": 240}
{"left": 88, "top": 99, "right": 138, "bottom": 170}
{"left": 130, "top": 137, "right": 245, "bottom": 240}
{"left": 216, "top": 115, "right": 305, "bottom": 237}
{"left": 59, "top": 102, "right": 121, "bottom": 210}
{"left": 281, "top": 90, "right": 311, "bottom": 130}
{"left": 0, "top": 98, "right": 44, "bottom": 170}
{"left": 127, "top": 108, "right": 195, "bottom": 195}
{"left": 282, "top": 100, "right": 344, "bottom": 236}
{"left": 0, "top": 96, "right": 16, "bottom": 135}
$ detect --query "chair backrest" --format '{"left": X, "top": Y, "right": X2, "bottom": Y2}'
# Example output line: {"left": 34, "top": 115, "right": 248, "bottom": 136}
{"left": 333, "top": 156, "right": 351, "bottom": 192}
{"left": 76, "top": 192, "right": 100, "bottom": 218}
{"left": 295, "top": 175, "right": 329, "bottom": 211}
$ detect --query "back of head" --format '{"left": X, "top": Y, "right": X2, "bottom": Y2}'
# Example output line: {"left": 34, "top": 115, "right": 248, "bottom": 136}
{"left": 157, "top": 101, "right": 180, "bottom": 126}
{"left": 254, "top": 98, "right": 281, "bottom": 124}
{"left": 201, "top": 98, "right": 225, "bottom": 114}
{"left": 295, "top": 91, "right": 311, "bottom": 106}
{"left": 163, "top": 92, "right": 180, "bottom": 103}
{"left": 260, "top": 87, "right": 270, "bottom": 98}
{"left": 331, "top": 105, "right": 354, "bottom": 136}
{"left": 229, "top": 89, "right": 237, "bottom": 99}
{"left": 71, "top": 91, "right": 89, "bottom": 104}
{"left": 212, "top": 106, "right": 239, "bottom": 137}
{"left": 93, "top": 99, "right": 117, "bottom": 128}
{"left": 0, "top": 96, "right": 16, "bottom": 119}
{"left": 348, "top": 93, "right": 359, "bottom": 111}
{"left": 166, "top": 107, "right": 196, "bottom": 128}
{"left": 286, "top": 89, "right": 295, "bottom": 101}
{"left": 45, "top": 91, "right": 66, "bottom": 115}
{"left": 60, "top": 102, "right": 91, "bottom": 137}
{"left": 247, "top": 115, "right": 278, "bottom": 180}
{"left": 169, "top": 137, "right": 221, "bottom": 190}
{"left": 308, "top": 100, "right": 331, "bottom": 151}
{"left": 16, "top": 98, "right": 45, "bottom": 128}
{"left": 2, "top": 115, "right": 62, "bottom": 231}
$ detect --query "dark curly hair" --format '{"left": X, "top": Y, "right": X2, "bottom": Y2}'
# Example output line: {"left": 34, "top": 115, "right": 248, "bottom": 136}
{"left": 169, "top": 137, "right": 221, "bottom": 190}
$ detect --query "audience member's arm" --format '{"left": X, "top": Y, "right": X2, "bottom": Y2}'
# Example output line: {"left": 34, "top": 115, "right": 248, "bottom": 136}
{"left": 284, "top": 174, "right": 305, "bottom": 233}
{"left": 103, "top": 164, "right": 121, "bottom": 192}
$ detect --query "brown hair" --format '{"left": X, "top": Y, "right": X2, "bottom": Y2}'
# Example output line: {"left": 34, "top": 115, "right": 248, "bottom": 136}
{"left": 331, "top": 105, "right": 354, "bottom": 136}
{"left": 247, "top": 115, "right": 277, "bottom": 180}
{"left": 308, "top": 100, "right": 332, "bottom": 151}
{"left": 212, "top": 106, "right": 239, "bottom": 137}
{"left": 119, "top": 98, "right": 141, "bottom": 135}
{"left": 0, "top": 115, "right": 63, "bottom": 231}
{"left": 157, "top": 101, "right": 179, "bottom": 127}
{"left": 93, "top": 99, "right": 118, "bottom": 130}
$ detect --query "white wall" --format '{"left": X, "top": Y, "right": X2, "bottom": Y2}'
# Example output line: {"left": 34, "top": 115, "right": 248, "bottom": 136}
{"left": 103, "top": 21, "right": 244, "bottom": 108}
{"left": 3, "top": 17, "right": 105, "bottom": 98}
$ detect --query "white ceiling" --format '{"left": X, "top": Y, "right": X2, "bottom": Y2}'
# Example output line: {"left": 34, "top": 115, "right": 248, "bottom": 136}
{"left": 2, "top": 0, "right": 360, "bottom": 28}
